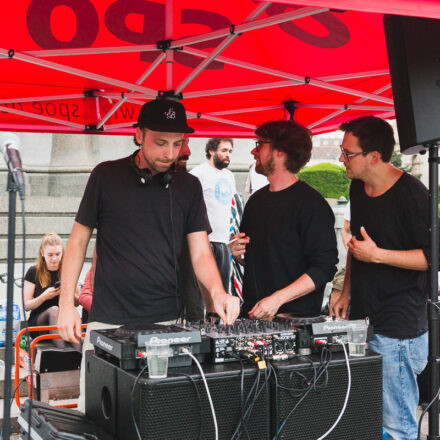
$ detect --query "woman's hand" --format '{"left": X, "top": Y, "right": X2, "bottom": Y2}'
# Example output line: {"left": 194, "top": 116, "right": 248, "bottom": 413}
{"left": 43, "top": 286, "right": 60, "bottom": 300}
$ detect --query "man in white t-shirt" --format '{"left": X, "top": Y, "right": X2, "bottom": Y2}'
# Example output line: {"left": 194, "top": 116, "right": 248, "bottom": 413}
{"left": 245, "top": 162, "right": 269, "bottom": 195}
{"left": 190, "top": 138, "right": 236, "bottom": 291}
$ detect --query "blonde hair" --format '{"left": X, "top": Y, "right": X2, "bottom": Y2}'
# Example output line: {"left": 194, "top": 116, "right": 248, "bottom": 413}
{"left": 36, "top": 233, "right": 64, "bottom": 288}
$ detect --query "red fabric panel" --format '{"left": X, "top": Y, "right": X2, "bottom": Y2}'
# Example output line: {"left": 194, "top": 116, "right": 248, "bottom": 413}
{"left": 0, "top": 1, "right": 404, "bottom": 136}
{"left": 273, "top": 0, "right": 440, "bottom": 19}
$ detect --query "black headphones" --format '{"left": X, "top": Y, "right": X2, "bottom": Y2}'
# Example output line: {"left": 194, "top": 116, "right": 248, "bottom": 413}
{"left": 129, "top": 151, "right": 173, "bottom": 188}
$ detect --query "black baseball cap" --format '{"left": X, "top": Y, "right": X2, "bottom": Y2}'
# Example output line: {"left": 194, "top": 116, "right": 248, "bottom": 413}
{"left": 134, "top": 99, "right": 194, "bottom": 133}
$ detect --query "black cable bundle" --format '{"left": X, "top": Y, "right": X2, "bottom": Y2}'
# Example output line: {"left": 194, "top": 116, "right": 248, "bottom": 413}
{"left": 230, "top": 346, "right": 271, "bottom": 440}
{"left": 274, "top": 347, "right": 332, "bottom": 439}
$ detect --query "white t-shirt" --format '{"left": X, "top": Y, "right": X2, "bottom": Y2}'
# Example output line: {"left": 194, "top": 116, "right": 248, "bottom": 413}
{"left": 245, "top": 162, "right": 269, "bottom": 195}
{"left": 190, "top": 162, "right": 236, "bottom": 243}
{"left": 344, "top": 201, "right": 351, "bottom": 221}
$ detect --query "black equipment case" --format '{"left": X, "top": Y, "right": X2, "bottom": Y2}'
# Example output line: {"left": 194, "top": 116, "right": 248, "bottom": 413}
{"left": 18, "top": 399, "right": 116, "bottom": 440}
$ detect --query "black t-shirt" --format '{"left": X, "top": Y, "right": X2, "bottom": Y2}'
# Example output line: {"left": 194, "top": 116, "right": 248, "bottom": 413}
{"left": 349, "top": 173, "right": 429, "bottom": 338}
{"left": 240, "top": 181, "right": 338, "bottom": 316}
{"left": 75, "top": 156, "right": 211, "bottom": 325}
{"left": 24, "top": 265, "right": 60, "bottom": 326}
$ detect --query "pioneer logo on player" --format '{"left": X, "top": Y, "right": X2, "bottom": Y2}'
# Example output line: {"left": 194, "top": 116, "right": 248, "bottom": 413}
{"left": 96, "top": 336, "right": 114, "bottom": 351}
{"left": 150, "top": 335, "right": 191, "bottom": 344}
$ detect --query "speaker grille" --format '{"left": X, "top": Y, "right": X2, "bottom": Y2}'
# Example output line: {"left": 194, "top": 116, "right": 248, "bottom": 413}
{"left": 136, "top": 371, "right": 269, "bottom": 439}
{"left": 271, "top": 354, "right": 382, "bottom": 440}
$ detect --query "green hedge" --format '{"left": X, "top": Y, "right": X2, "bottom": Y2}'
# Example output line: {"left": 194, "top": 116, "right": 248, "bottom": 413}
{"left": 297, "top": 163, "right": 350, "bottom": 199}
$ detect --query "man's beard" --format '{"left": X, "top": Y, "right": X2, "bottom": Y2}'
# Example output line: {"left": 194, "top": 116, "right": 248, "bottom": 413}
{"left": 213, "top": 154, "right": 229, "bottom": 170}
{"left": 255, "top": 155, "right": 274, "bottom": 176}
{"left": 176, "top": 155, "right": 189, "bottom": 171}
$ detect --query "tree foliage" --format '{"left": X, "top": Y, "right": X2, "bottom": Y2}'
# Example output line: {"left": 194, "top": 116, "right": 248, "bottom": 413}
{"left": 297, "top": 163, "right": 350, "bottom": 199}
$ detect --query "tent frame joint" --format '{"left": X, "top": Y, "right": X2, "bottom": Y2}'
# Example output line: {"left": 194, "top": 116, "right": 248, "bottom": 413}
{"left": 84, "top": 125, "right": 104, "bottom": 132}
{"left": 283, "top": 100, "right": 298, "bottom": 120}
{"left": 157, "top": 90, "right": 183, "bottom": 101}
{"left": 157, "top": 39, "right": 172, "bottom": 52}
{"left": 84, "top": 89, "right": 100, "bottom": 98}
{"left": 304, "top": 76, "right": 311, "bottom": 84}
{"left": 8, "top": 49, "right": 14, "bottom": 59}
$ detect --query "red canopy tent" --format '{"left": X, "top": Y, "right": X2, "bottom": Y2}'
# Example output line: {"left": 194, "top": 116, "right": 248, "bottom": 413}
{"left": 1, "top": 0, "right": 439, "bottom": 138}
{"left": 2, "top": 2, "right": 440, "bottom": 439}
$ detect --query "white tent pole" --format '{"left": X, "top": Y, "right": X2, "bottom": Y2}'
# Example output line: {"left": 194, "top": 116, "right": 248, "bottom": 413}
{"left": 96, "top": 52, "right": 165, "bottom": 129}
{"left": 169, "top": 7, "right": 327, "bottom": 48}
{"left": 308, "top": 83, "right": 392, "bottom": 128}
{"left": 95, "top": 92, "right": 150, "bottom": 100}
{"left": 165, "top": 0, "right": 173, "bottom": 90}
{"left": 311, "top": 110, "right": 395, "bottom": 134}
{"left": 208, "top": 105, "right": 284, "bottom": 116}
{"left": 0, "top": 48, "right": 158, "bottom": 96}
{"left": 0, "top": 94, "right": 84, "bottom": 104}
{"left": 103, "top": 122, "right": 137, "bottom": 130}
{"left": 205, "top": 101, "right": 393, "bottom": 117}
{"left": 319, "top": 70, "right": 388, "bottom": 81}
{"left": 174, "top": 2, "right": 270, "bottom": 94}
{"left": 184, "top": 79, "right": 393, "bottom": 104}
{"left": 182, "top": 46, "right": 389, "bottom": 96}
{"left": 185, "top": 80, "right": 300, "bottom": 98}
{"left": 296, "top": 103, "right": 394, "bottom": 111}
{"left": 195, "top": 114, "right": 257, "bottom": 130}
{"left": 22, "top": 45, "right": 159, "bottom": 57}
{"left": 308, "top": 78, "right": 393, "bottom": 104}
{"left": 0, "top": 105, "right": 85, "bottom": 129}
{"left": 20, "top": 41, "right": 387, "bottom": 85}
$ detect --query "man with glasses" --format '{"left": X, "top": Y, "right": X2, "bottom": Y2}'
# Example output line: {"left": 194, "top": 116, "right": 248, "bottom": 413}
{"left": 333, "top": 116, "right": 429, "bottom": 440}
{"left": 230, "top": 120, "right": 338, "bottom": 319}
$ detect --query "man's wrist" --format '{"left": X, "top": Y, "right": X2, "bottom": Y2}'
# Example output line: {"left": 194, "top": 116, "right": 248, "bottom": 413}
{"left": 271, "top": 290, "right": 286, "bottom": 308}
{"left": 373, "top": 247, "right": 384, "bottom": 264}
{"left": 340, "top": 289, "right": 350, "bottom": 299}
{"left": 209, "top": 285, "right": 226, "bottom": 299}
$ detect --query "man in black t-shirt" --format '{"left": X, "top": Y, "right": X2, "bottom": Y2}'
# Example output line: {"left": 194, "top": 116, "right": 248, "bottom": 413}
{"left": 57, "top": 100, "right": 240, "bottom": 411}
{"left": 230, "top": 120, "right": 338, "bottom": 319}
{"left": 333, "top": 116, "right": 429, "bottom": 440}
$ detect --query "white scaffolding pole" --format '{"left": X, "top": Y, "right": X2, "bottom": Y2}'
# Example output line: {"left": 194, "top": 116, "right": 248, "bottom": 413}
{"left": 174, "top": 2, "right": 270, "bottom": 94}
{"left": 0, "top": 105, "right": 85, "bottom": 129}
{"left": 96, "top": 52, "right": 165, "bottom": 129}
{"left": 307, "top": 83, "right": 392, "bottom": 129}
{"left": 0, "top": 94, "right": 84, "bottom": 104}
{"left": 169, "top": 7, "right": 327, "bottom": 48}
{"left": 22, "top": 45, "right": 159, "bottom": 57}
{"left": 166, "top": 0, "right": 174, "bottom": 91}
{"left": 0, "top": 48, "right": 158, "bottom": 96}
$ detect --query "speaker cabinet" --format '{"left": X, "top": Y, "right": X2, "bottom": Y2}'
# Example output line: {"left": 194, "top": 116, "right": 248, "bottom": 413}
{"left": 85, "top": 351, "right": 270, "bottom": 440}
{"left": 271, "top": 352, "right": 382, "bottom": 440}
{"left": 384, "top": 15, "right": 440, "bottom": 154}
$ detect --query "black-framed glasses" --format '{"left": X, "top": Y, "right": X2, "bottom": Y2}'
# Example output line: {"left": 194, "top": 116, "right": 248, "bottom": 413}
{"left": 255, "top": 140, "right": 271, "bottom": 152}
{"left": 339, "top": 145, "right": 368, "bottom": 161}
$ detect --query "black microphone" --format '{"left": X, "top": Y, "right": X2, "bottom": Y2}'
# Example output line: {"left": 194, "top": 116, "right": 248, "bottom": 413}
{"left": 0, "top": 132, "right": 25, "bottom": 200}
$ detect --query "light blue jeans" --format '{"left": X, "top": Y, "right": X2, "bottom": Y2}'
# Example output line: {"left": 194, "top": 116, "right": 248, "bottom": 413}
{"left": 369, "top": 332, "right": 428, "bottom": 440}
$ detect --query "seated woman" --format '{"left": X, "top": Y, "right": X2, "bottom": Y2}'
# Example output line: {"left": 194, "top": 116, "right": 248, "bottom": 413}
{"left": 24, "top": 232, "right": 79, "bottom": 349}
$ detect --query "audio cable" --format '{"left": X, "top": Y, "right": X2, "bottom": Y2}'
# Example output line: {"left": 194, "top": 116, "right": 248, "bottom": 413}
{"left": 130, "top": 360, "right": 149, "bottom": 440}
{"left": 181, "top": 348, "right": 218, "bottom": 440}
{"left": 315, "top": 338, "right": 351, "bottom": 440}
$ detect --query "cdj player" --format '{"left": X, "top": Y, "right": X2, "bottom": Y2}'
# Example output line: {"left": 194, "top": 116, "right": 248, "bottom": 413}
{"left": 90, "top": 324, "right": 209, "bottom": 370}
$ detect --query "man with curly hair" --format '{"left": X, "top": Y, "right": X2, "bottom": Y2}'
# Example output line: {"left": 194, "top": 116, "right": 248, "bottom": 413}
{"left": 231, "top": 120, "right": 338, "bottom": 318}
